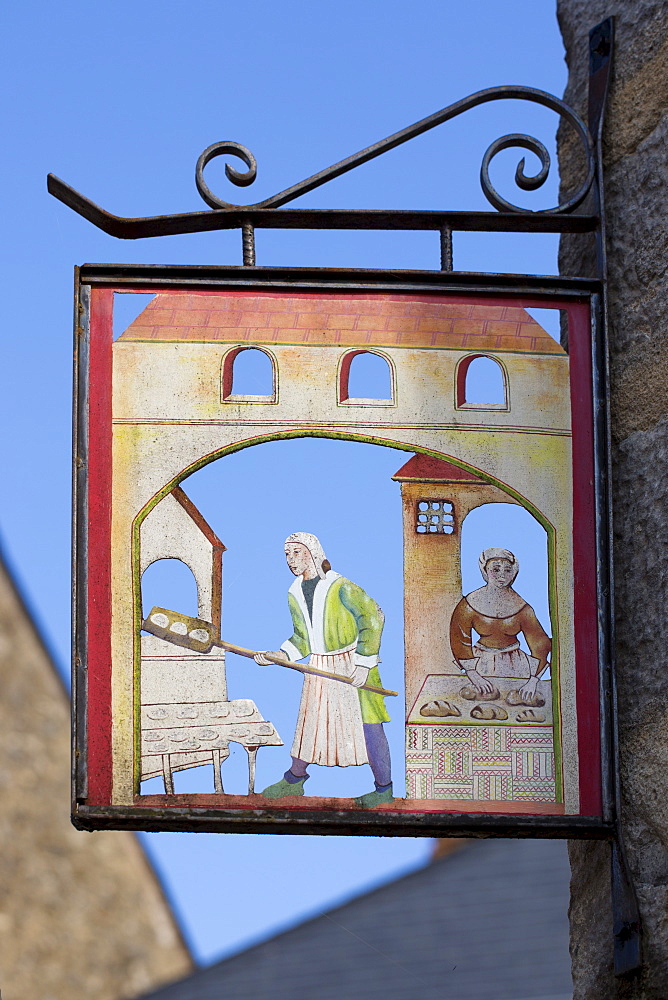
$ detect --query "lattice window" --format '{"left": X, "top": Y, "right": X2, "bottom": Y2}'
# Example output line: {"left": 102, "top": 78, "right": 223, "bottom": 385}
{"left": 416, "top": 500, "right": 454, "bottom": 534}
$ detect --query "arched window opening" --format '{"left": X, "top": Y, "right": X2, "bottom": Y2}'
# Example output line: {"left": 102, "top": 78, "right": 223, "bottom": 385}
{"left": 141, "top": 557, "right": 199, "bottom": 624}
{"left": 222, "top": 347, "right": 276, "bottom": 402}
{"left": 456, "top": 354, "right": 508, "bottom": 409}
{"left": 339, "top": 350, "right": 394, "bottom": 405}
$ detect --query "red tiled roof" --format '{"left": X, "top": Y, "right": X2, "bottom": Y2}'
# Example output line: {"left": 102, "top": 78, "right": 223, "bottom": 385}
{"left": 119, "top": 290, "right": 564, "bottom": 355}
{"left": 392, "top": 454, "right": 484, "bottom": 482}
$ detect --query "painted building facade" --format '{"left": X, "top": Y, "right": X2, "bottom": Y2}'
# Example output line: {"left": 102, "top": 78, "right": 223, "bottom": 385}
{"left": 109, "top": 289, "right": 574, "bottom": 814}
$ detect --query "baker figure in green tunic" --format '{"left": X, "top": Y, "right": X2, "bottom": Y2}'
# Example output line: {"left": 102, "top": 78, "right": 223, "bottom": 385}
{"left": 255, "top": 532, "right": 393, "bottom": 808}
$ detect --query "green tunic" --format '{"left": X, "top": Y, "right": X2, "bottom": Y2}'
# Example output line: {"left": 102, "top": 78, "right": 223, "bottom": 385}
{"left": 280, "top": 571, "right": 390, "bottom": 725}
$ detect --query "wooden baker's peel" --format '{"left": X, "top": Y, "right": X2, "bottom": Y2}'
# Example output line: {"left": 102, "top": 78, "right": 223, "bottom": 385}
{"left": 142, "top": 606, "right": 398, "bottom": 698}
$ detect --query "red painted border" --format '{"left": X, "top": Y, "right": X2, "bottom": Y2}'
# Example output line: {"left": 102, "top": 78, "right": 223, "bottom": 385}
{"left": 567, "top": 302, "right": 602, "bottom": 816}
{"left": 338, "top": 349, "right": 362, "bottom": 401}
{"left": 83, "top": 286, "right": 602, "bottom": 818}
{"left": 221, "top": 345, "right": 243, "bottom": 398}
{"left": 85, "top": 288, "right": 114, "bottom": 804}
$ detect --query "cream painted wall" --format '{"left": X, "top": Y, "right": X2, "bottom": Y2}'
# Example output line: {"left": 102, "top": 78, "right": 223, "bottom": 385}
{"left": 109, "top": 336, "right": 576, "bottom": 809}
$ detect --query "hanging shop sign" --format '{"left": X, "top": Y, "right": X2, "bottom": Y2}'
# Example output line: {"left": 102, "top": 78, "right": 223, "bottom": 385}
{"left": 47, "top": 18, "right": 620, "bottom": 841}
{"left": 71, "top": 265, "right": 611, "bottom": 837}
{"left": 56, "top": 18, "right": 644, "bottom": 976}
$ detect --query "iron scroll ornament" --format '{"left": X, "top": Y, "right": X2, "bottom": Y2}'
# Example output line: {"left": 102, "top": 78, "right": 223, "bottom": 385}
{"left": 194, "top": 86, "right": 594, "bottom": 215}
{"left": 47, "top": 85, "right": 596, "bottom": 238}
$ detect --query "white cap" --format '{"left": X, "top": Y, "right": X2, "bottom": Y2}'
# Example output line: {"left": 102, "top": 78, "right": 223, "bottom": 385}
{"left": 479, "top": 547, "right": 519, "bottom": 582}
{"left": 285, "top": 532, "right": 328, "bottom": 579}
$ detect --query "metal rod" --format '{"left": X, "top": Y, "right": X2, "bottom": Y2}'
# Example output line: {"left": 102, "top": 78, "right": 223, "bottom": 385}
{"left": 612, "top": 840, "right": 641, "bottom": 975}
{"left": 74, "top": 799, "right": 616, "bottom": 838}
{"left": 440, "top": 226, "right": 453, "bottom": 271}
{"left": 586, "top": 15, "right": 641, "bottom": 975}
{"left": 46, "top": 176, "right": 599, "bottom": 239}
{"left": 242, "top": 221, "right": 256, "bottom": 265}
{"left": 81, "top": 263, "right": 601, "bottom": 297}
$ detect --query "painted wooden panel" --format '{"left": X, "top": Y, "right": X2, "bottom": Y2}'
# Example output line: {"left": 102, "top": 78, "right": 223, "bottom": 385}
{"left": 75, "top": 278, "right": 604, "bottom": 835}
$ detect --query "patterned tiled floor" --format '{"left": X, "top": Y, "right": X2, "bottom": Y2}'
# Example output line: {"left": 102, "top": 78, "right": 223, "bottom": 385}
{"left": 406, "top": 723, "right": 556, "bottom": 802}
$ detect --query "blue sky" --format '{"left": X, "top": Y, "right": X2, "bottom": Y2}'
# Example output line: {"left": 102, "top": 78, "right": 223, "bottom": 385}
{"left": 0, "top": 0, "right": 569, "bottom": 966}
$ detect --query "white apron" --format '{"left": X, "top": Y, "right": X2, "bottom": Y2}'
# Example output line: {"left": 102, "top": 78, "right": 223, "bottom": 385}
{"left": 291, "top": 647, "right": 368, "bottom": 766}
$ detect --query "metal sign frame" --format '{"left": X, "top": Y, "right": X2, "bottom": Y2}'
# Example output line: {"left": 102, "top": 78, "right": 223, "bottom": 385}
{"left": 72, "top": 263, "right": 610, "bottom": 843}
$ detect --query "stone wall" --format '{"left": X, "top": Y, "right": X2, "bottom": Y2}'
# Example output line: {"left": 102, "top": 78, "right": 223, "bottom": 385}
{"left": 557, "top": 3, "right": 668, "bottom": 997}
{"left": 0, "top": 555, "right": 193, "bottom": 1000}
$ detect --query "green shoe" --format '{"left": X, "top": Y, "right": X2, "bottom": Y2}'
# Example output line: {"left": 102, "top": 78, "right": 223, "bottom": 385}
{"left": 261, "top": 776, "right": 307, "bottom": 799}
{"left": 353, "top": 785, "right": 394, "bottom": 809}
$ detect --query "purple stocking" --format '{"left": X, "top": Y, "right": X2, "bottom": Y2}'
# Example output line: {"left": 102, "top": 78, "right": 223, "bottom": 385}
{"left": 363, "top": 723, "right": 392, "bottom": 790}
{"left": 284, "top": 756, "right": 309, "bottom": 783}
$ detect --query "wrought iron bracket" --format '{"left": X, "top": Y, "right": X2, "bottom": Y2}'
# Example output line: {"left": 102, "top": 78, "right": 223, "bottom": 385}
{"left": 48, "top": 84, "right": 599, "bottom": 269}
{"left": 612, "top": 839, "right": 642, "bottom": 976}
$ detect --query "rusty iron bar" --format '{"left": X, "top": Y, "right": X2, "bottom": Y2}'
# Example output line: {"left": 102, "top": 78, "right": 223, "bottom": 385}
{"left": 582, "top": 15, "right": 642, "bottom": 977}
{"left": 440, "top": 226, "right": 453, "bottom": 271}
{"left": 44, "top": 178, "right": 600, "bottom": 240}
{"left": 77, "top": 262, "right": 600, "bottom": 296}
{"left": 241, "top": 220, "right": 256, "bottom": 265}
{"left": 72, "top": 799, "right": 616, "bottom": 838}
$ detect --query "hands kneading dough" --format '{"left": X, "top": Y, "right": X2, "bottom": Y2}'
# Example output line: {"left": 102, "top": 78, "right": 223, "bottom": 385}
{"left": 460, "top": 683, "right": 501, "bottom": 702}
{"left": 506, "top": 688, "right": 545, "bottom": 708}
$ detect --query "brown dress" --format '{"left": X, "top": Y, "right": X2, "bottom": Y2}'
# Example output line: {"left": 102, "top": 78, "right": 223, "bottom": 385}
{"left": 450, "top": 597, "right": 551, "bottom": 677}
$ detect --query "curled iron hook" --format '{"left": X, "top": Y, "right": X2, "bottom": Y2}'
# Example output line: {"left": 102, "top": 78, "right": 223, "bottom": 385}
{"left": 195, "top": 142, "right": 258, "bottom": 209}
{"left": 480, "top": 134, "right": 551, "bottom": 212}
